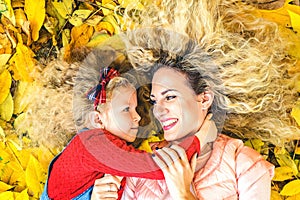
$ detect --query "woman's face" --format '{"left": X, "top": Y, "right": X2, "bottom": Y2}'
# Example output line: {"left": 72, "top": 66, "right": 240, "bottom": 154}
{"left": 150, "top": 67, "right": 209, "bottom": 142}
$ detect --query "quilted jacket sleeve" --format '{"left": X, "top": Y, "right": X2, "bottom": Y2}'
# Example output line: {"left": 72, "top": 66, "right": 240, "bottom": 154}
{"left": 236, "top": 146, "right": 274, "bottom": 200}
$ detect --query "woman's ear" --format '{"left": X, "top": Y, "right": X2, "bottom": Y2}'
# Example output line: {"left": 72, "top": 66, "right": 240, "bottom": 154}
{"left": 88, "top": 111, "right": 105, "bottom": 129}
{"left": 196, "top": 90, "right": 214, "bottom": 110}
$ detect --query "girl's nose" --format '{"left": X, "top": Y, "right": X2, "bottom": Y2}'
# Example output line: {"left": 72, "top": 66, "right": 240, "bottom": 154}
{"left": 133, "top": 111, "right": 141, "bottom": 122}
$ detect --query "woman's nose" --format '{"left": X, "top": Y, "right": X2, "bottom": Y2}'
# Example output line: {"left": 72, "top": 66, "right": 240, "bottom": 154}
{"left": 153, "top": 103, "right": 167, "bottom": 118}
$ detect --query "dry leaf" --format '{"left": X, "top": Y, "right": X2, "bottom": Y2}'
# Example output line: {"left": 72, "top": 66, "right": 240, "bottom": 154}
{"left": 0, "top": 191, "right": 14, "bottom": 200}
{"left": 102, "top": 15, "right": 120, "bottom": 34}
{"left": 280, "top": 180, "right": 300, "bottom": 196}
{"left": 15, "top": 189, "right": 29, "bottom": 200}
{"left": 51, "top": 0, "right": 74, "bottom": 19}
{"left": 95, "top": 21, "right": 115, "bottom": 35}
{"left": 0, "top": 69, "right": 12, "bottom": 104}
{"left": 0, "top": 54, "right": 11, "bottom": 68}
{"left": 0, "top": 0, "right": 16, "bottom": 26}
{"left": 0, "top": 126, "right": 5, "bottom": 138}
{"left": 86, "top": 33, "right": 110, "bottom": 47}
{"left": 24, "top": 0, "right": 45, "bottom": 41}
{"left": 14, "top": 8, "right": 27, "bottom": 28}
{"left": 275, "top": 147, "right": 299, "bottom": 176}
{"left": 244, "top": 139, "right": 264, "bottom": 153}
{"left": 9, "top": 43, "right": 36, "bottom": 82}
{"left": 273, "top": 166, "right": 295, "bottom": 181}
{"left": 13, "top": 81, "right": 34, "bottom": 114}
{"left": 271, "top": 189, "right": 283, "bottom": 200}
{"left": 291, "top": 99, "right": 300, "bottom": 126}
{"left": 69, "top": 9, "right": 93, "bottom": 26}
{"left": 288, "top": 9, "right": 300, "bottom": 34}
{"left": 0, "top": 180, "right": 13, "bottom": 192}
{"left": 0, "top": 93, "right": 13, "bottom": 121}
{"left": 25, "top": 155, "right": 45, "bottom": 198}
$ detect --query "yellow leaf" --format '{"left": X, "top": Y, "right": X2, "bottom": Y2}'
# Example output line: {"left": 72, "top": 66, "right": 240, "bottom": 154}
{"left": 0, "top": 191, "right": 14, "bottom": 200}
{"left": 13, "top": 113, "right": 26, "bottom": 135}
{"left": 32, "top": 146, "right": 55, "bottom": 172}
{"left": 102, "top": 1, "right": 116, "bottom": 16}
{"left": 0, "top": 93, "right": 13, "bottom": 121}
{"left": 273, "top": 166, "right": 295, "bottom": 181}
{"left": 13, "top": 81, "right": 34, "bottom": 114}
{"left": 9, "top": 43, "right": 36, "bottom": 82}
{"left": 14, "top": 8, "right": 27, "bottom": 28}
{"left": 0, "top": 180, "right": 13, "bottom": 192}
{"left": 26, "top": 155, "right": 46, "bottom": 198}
{"left": 295, "top": 147, "right": 300, "bottom": 155}
{"left": 244, "top": 139, "right": 264, "bottom": 153}
{"left": 6, "top": 140, "right": 32, "bottom": 169}
{"left": 15, "top": 189, "right": 29, "bottom": 200}
{"left": 102, "top": 14, "right": 120, "bottom": 34}
{"left": 286, "top": 192, "right": 300, "bottom": 200}
{"left": 62, "top": 29, "right": 70, "bottom": 47}
{"left": 24, "top": 0, "right": 45, "bottom": 41}
{"left": 275, "top": 147, "right": 299, "bottom": 176}
{"left": 271, "top": 189, "right": 283, "bottom": 200}
{"left": 0, "top": 54, "right": 11, "bottom": 68}
{"left": 69, "top": 9, "right": 93, "bottom": 26}
{"left": 51, "top": 0, "right": 74, "bottom": 19}
{"left": 86, "top": 33, "right": 110, "bottom": 48}
{"left": 0, "top": 69, "right": 12, "bottom": 104}
{"left": 288, "top": 9, "right": 300, "bottom": 34}
{"left": 280, "top": 180, "right": 300, "bottom": 196}
{"left": 95, "top": 21, "right": 115, "bottom": 35}
{"left": 0, "top": 0, "right": 16, "bottom": 26}
{"left": 118, "top": 0, "right": 144, "bottom": 10}
{"left": 0, "top": 126, "right": 5, "bottom": 138}
{"left": 291, "top": 99, "right": 300, "bottom": 126}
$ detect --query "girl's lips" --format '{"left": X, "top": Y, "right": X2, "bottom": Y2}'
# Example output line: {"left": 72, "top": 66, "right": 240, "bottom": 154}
{"left": 161, "top": 119, "right": 178, "bottom": 131}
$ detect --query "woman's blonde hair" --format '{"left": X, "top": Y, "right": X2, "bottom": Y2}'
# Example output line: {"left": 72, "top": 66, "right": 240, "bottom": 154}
{"left": 122, "top": 0, "right": 300, "bottom": 145}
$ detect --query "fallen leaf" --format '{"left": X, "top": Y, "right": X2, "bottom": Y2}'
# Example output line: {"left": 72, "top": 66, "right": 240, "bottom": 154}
{"left": 280, "top": 180, "right": 300, "bottom": 196}
{"left": 0, "top": 54, "right": 11, "bottom": 68}
{"left": 51, "top": 0, "right": 74, "bottom": 19}
{"left": 9, "top": 43, "right": 36, "bottom": 82}
{"left": 86, "top": 33, "right": 110, "bottom": 47}
{"left": 95, "top": 21, "right": 115, "bottom": 35}
{"left": 273, "top": 166, "right": 295, "bottom": 181}
{"left": 15, "top": 189, "right": 29, "bottom": 200}
{"left": 244, "top": 139, "right": 264, "bottom": 153}
{"left": 0, "top": 0, "right": 16, "bottom": 26}
{"left": 69, "top": 9, "right": 93, "bottom": 26}
{"left": 0, "top": 69, "right": 12, "bottom": 104}
{"left": 288, "top": 9, "right": 300, "bottom": 34}
{"left": 13, "top": 81, "right": 34, "bottom": 114}
{"left": 0, "top": 93, "right": 13, "bottom": 121}
{"left": 0, "top": 191, "right": 14, "bottom": 200}
{"left": 24, "top": 0, "right": 45, "bottom": 41}
{"left": 0, "top": 180, "right": 14, "bottom": 192}
{"left": 291, "top": 99, "right": 300, "bottom": 126}
{"left": 26, "top": 155, "right": 46, "bottom": 198}
{"left": 271, "top": 189, "right": 283, "bottom": 200}
{"left": 274, "top": 146, "right": 298, "bottom": 176}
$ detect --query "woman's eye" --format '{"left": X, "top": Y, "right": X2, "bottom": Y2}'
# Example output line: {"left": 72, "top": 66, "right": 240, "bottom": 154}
{"left": 123, "top": 107, "right": 130, "bottom": 112}
{"left": 166, "top": 95, "right": 176, "bottom": 101}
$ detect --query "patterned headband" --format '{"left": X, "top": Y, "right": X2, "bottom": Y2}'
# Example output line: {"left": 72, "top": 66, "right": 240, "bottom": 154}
{"left": 86, "top": 67, "right": 120, "bottom": 109}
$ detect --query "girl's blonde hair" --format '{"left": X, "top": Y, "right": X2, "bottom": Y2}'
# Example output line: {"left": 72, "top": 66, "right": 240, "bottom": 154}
{"left": 122, "top": 0, "right": 300, "bottom": 145}
{"left": 73, "top": 48, "right": 136, "bottom": 130}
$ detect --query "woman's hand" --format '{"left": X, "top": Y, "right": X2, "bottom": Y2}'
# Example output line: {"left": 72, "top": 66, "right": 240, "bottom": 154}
{"left": 152, "top": 145, "right": 198, "bottom": 200}
{"left": 91, "top": 174, "right": 123, "bottom": 200}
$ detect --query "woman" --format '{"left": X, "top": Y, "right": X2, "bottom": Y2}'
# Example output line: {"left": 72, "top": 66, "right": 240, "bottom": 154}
{"left": 121, "top": 29, "right": 274, "bottom": 199}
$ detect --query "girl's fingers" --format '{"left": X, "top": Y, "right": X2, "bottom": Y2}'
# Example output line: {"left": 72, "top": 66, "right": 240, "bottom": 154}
{"left": 190, "top": 153, "right": 198, "bottom": 173}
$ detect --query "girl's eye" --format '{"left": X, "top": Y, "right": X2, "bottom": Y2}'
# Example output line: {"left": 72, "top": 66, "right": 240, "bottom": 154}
{"left": 166, "top": 95, "right": 176, "bottom": 101}
{"left": 123, "top": 107, "right": 130, "bottom": 112}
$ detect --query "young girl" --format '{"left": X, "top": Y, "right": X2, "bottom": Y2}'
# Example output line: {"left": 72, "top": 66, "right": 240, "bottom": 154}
{"left": 40, "top": 48, "right": 202, "bottom": 200}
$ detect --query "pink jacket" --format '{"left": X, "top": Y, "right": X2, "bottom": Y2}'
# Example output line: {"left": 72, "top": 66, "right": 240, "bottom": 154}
{"left": 121, "top": 134, "right": 274, "bottom": 200}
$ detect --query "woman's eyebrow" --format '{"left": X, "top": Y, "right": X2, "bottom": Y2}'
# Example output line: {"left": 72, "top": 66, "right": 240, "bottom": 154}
{"left": 150, "top": 89, "right": 178, "bottom": 98}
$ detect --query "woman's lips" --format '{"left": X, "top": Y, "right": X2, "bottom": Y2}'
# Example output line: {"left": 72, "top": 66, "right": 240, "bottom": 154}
{"left": 161, "top": 119, "right": 178, "bottom": 131}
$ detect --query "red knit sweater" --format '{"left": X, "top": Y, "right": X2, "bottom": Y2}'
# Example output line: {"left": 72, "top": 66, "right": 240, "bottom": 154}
{"left": 47, "top": 129, "right": 200, "bottom": 200}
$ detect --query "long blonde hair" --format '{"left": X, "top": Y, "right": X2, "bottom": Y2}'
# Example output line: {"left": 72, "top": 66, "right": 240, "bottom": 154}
{"left": 122, "top": 0, "right": 300, "bottom": 145}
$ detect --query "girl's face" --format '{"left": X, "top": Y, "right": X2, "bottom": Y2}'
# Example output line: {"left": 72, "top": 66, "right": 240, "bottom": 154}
{"left": 150, "top": 67, "right": 209, "bottom": 142}
{"left": 101, "top": 86, "right": 141, "bottom": 142}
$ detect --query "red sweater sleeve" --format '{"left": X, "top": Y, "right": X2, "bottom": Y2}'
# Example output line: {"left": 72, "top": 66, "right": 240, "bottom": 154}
{"left": 47, "top": 129, "right": 200, "bottom": 200}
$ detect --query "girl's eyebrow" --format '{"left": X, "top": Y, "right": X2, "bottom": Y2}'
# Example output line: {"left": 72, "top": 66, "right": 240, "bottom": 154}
{"left": 150, "top": 89, "right": 177, "bottom": 98}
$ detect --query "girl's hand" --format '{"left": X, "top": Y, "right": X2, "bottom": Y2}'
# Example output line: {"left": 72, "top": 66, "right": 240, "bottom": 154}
{"left": 152, "top": 145, "right": 198, "bottom": 200}
{"left": 91, "top": 174, "right": 123, "bottom": 200}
